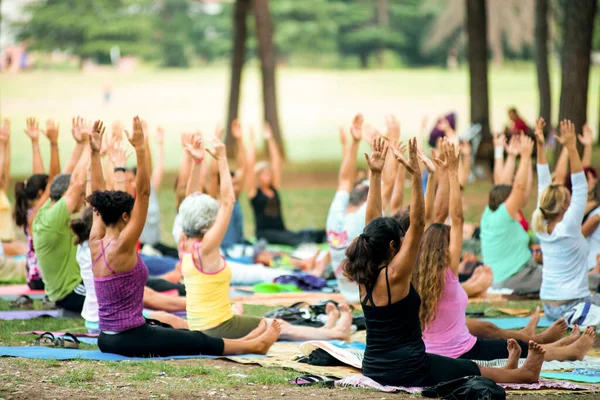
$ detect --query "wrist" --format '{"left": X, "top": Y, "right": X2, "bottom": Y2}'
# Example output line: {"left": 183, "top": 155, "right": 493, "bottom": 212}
{"left": 193, "top": 157, "right": 204, "bottom": 164}
{"left": 50, "top": 142, "right": 58, "bottom": 147}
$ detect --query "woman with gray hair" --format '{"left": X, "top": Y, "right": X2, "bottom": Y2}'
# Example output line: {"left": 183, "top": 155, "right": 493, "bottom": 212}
{"left": 180, "top": 134, "right": 352, "bottom": 340}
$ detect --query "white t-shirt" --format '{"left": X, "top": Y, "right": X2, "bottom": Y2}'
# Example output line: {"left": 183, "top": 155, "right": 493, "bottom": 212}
{"left": 326, "top": 191, "right": 367, "bottom": 304}
{"left": 537, "top": 164, "right": 590, "bottom": 301}
{"left": 586, "top": 207, "right": 600, "bottom": 270}
{"left": 76, "top": 241, "right": 98, "bottom": 323}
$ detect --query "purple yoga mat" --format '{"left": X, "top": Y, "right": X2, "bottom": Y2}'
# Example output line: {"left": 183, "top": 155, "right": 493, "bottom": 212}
{"left": 143, "top": 309, "right": 187, "bottom": 318}
{"left": 0, "top": 310, "right": 60, "bottom": 320}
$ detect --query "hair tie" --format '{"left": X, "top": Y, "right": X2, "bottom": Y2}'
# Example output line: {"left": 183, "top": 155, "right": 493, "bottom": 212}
{"left": 539, "top": 207, "right": 548, "bottom": 219}
{"left": 359, "top": 233, "right": 368, "bottom": 241}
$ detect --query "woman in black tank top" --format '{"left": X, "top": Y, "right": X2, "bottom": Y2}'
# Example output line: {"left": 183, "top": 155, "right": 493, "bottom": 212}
{"left": 343, "top": 137, "right": 545, "bottom": 386}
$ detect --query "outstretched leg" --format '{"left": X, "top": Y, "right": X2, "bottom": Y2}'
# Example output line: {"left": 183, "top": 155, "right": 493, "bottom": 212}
{"left": 223, "top": 320, "right": 281, "bottom": 355}
{"left": 479, "top": 341, "right": 545, "bottom": 384}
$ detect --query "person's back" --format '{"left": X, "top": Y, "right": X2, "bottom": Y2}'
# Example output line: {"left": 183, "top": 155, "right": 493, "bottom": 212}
{"left": 77, "top": 241, "right": 98, "bottom": 330}
{"left": 480, "top": 203, "right": 531, "bottom": 284}
{"left": 32, "top": 197, "right": 80, "bottom": 302}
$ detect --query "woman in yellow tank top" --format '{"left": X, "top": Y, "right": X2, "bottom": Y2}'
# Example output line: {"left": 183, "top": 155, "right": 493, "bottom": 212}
{"left": 179, "top": 127, "right": 353, "bottom": 341}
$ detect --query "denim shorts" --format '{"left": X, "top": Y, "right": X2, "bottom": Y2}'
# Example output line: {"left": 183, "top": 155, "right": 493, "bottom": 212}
{"left": 543, "top": 293, "right": 600, "bottom": 321}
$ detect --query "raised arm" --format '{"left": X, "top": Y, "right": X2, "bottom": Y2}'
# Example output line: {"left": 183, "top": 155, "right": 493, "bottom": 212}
{"left": 578, "top": 124, "right": 593, "bottom": 168}
{"left": 89, "top": 121, "right": 107, "bottom": 193}
{"left": 24, "top": 117, "right": 44, "bottom": 174}
{"left": 200, "top": 137, "right": 235, "bottom": 253}
{"left": 176, "top": 132, "right": 193, "bottom": 204}
{"left": 582, "top": 213, "right": 600, "bottom": 237}
{"left": 63, "top": 117, "right": 87, "bottom": 174}
{"left": 0, "top": 120, "right": 10, "bottom": 192}
{"left": 499, "top": 135, "right": 520, "bottom": 185}
{"left": 417, "top": 147, "right": 436, "bottom": 227}
{"left": 382, "top": 115, "right": 400, "bottom": 213}
{"left": 446, "top": 143, "right": 463, "bottom": 276}
{"left": 338, "top": 115, "right": 363, "bottom": 193}
{"left": 64, "top": 145, "right": 89, "bottom": 214}
{"left": 43, "top": 120, "right": 61, "bottom": 179}
{"left": 184, "top": 133, "right": 205, "bottom": 197}
{"left": 389, "top": 137, "right": 425, "bottom": 284}
{"left": 246, "top": 128, "right": 257, "bottom": 199}
{"left": 433, "top": 140, "right": 450, "bottom": 223}
{"left": 231, "top": 119, "right": 247, "bottom": 198}
{"left": 108, "top": 141, "right": 132, "bottom": 193}
{"left": 492, "top": 134, "right": 506, "bottom": 185}
{"left": 553, "top": 146, "right": 569, "bottom": 184}
{"left": 534, "top": 118, "right": 547, "bottom": 165}
{"left": 557, "top": 120, "right": 585, "bottom": 229}
{"left": 364, "top": 137, "right": 388, "bottom": 225}
{"left": 458, "top": 141, "right": 471, "bottom": 188}
{"left": 151, "top": 126, "right": 165, "bottom": 189}
{"left": 264, "top": 123, "right": 282, "bottom": 190}
{"left": 390, "top": 141, "right": 408, "bottom": 215}
{"left": 119, "top": 116, "right": 151, "bottom": 251}
{"left": 504, "top": 136, "right": 534, "bottom": 219}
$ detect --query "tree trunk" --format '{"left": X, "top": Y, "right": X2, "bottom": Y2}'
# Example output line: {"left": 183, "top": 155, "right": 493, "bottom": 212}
{"left": 557, "top": 0, "right": 596, "bottom": 155}
{"left": 376, "top": 0, "right": 389, "bottom": 67}
{"left": 226, "top": 0, "right": 250, "bottom": 158}
{"left": 535, "top": 0, "right": 551, "bottom": 136}
{"left": 466, "top": 0, "right": 491, "bottom": 161}
{"left": 254, "top": 0, "right": 285, "bottom": 159}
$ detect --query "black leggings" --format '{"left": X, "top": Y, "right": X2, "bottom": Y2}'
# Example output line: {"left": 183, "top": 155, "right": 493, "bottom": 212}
{"left": 257, "top": 229, "right": 326, "bottom": 247}
{"left": 98, "top": 322, "right": 225, "bottom": 357}
{"left": 143, "top": 242, "right": 179, "bottom": 259}
{"left": 420, "top": 353, "right": 482, "bottom": 386}
{"left": 55, "top": 283, "right": 86, "bottom": 313}
{"left": 459, "top": 338, "right": 529, "bottom": 361}
{"left": 145, "top": 278, "right": 186, "bottom": 296}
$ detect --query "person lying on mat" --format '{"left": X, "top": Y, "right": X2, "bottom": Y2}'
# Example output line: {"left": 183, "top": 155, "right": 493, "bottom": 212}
{"left": 480, "top": 133, "right": 541, "bottom": 295}
{"left": 532, "top": 119, "right": 598, "bottom": 322}
{"left": 178, "top": 134, "right": 352, "bottom": 341}
{"left": 246, "top": 123, "right": 326, "bottom": 246}
{"left": 71, "top": 208, "right": 187, "bottom": 332}
{"left": 88, "top": 117, "right": 279, "bottom": 357}
{"left": 32, "top": 118, "right": 91, "bottom": 313}
{"left": 344, "top": 135, "right": 546, "bottom": 387}
{"left": 413, "top": 140, "right": 594, "bottom": 363}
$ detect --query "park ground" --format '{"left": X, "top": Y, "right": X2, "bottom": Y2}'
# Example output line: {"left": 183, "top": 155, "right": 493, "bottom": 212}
{"left": 2, "top": 66, "right": 600, "bottom": 398}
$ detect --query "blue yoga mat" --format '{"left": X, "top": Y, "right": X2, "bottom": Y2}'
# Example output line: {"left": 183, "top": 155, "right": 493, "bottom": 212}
{"left": 540, "top": 371, "right": 600, "bottom": 384}
{"left": 479, "top": 316, "right": 553, "bottom": 330}
{"left": 0, "top": 346, "right": 266, "bottom": 361}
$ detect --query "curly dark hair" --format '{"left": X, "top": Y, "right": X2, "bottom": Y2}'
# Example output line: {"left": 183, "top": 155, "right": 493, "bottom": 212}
{"left": 14, "top": 174, "right": 49, "bottom": 227}
{"left": 70, "top": 207, "right": 93, "bottom": 245}
{"left": 87, "top": 190, "right": 134, "bottom": 226}
{"left": 342, "top": 217, "right": 404, "bottom": 286}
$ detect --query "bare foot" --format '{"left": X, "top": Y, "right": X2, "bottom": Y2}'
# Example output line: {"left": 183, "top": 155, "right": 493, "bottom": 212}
{"left": 240, "top": 318, "right": 267, "bottom": 341}
{"left": 504, "top": 339, "right": 522, "bottom": 370}
{"left": 518, "top": 341, "right": 545, "bottom": 383}
{"left": 323, "top": 302, "right": 340, "bottom": 329}
{"left": 534, "top": 318, "right": 568, "bottom": 344}
{"left": 232, "top": 303, "right": 244, "bottom": 316}
{"left": 521, "top": 306, "right": 540, "bottom": 337}
{"left": 250, "top": 319, "right": 281, "bottom": 355}
{"left": 554, "top": 324, "right": 581, "bottom": 347}
{"left": 332, "top": 304, "right": 353, "bottom": 340}
{"left": 564, "top": 326, "right": 595, "bottom": 361}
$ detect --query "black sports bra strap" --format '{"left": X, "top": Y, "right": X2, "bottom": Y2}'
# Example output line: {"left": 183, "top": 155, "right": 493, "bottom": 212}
{"left": 384, "top": 266, "right": 392, "bottom": 306}
{"left": 361, "top": 265, "right": 391, "bottom": 307}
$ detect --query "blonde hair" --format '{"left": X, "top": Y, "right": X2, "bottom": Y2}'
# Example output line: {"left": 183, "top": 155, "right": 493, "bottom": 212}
{"left": 532, "top": 184, "right": 568, "bottom": 233}
{"left": 254, "top": 161, "right": 271, "bottom": 175}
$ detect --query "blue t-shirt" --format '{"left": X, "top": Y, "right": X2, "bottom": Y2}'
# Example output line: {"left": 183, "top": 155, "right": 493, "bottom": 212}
{"left": 222, "top": 200, "right": 244, "bottom": 250}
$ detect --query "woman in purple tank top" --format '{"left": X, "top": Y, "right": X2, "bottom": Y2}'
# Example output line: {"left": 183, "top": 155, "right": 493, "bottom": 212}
{"left": 87, "top": 117, "right": 279, "bottom": 357}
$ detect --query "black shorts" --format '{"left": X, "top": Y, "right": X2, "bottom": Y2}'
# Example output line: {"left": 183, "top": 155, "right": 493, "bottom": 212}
{"left": 55, "top": 283, "right": 86, "bottom": 313}
{"left": 459, "top": 338, "right": 529, "bottom": 361}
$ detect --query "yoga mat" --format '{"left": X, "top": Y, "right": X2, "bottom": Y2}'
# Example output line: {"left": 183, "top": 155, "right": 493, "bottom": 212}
{"left": 541, "top": 371, "right": 600, "bottom": 384}
{"left": 16, "top": 331, "right": 99, "bottom": 338}
{"left": 0, "top": 346, "right": 265, "bottom": 361}
{"left": 229, "top": 292, "right": 350, "bottom": 307}
{"left": 479, "top": 316, "right": 553, "bottom": 329}
{"left": 335, "top": 374, "right": 598, "bottom": 393}
{"left": 0, "top": 284, "right": 46, "bottom": 300}
{"left": 0, "top": 310, "right": 60, "bottom": 320}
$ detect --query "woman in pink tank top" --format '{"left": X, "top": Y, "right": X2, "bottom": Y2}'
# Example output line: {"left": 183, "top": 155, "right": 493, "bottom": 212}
{"left": 413, "top": 139, "right": 594, "bottom": 363}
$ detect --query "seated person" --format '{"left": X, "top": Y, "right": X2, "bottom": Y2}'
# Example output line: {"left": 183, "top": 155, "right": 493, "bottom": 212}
{"left": 507, "top": 107, "right": 530, "bottom": 137}
{"left": 246, "top": 123, "right": 325, "bottom": 246}
{"left": 414, "top": 142, "right": 593, "bottom": 362}
{"left": 32, "top": 120, "right": 90, "bottom": 312}
{"left": 88, "top": 117, "right": 279, "bottom": 357}
{"left": 533, "top": 119, "right": 597, "bottom": 321}
{"left": 344, "top": 136, "right": 545, "bottom": 387}
{"left": 428, "top": 112, "right": 456, "bottom": 149}
{"left": 178, "top": 135, "right": 351, "bottom": 341}
{"left": 480, "top": 135, "right": 540, "bottom": 293}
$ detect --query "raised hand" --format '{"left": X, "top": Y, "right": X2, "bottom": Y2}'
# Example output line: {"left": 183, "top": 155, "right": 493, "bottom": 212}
{"left": 109, "top": 141, "right": 133, "bottom": 167}
{"left": 0, "top": 119, "right": 10, "bottom": 143}
{"left": 505, "top": 134, "right": 522, "bottom": 156}
{"left": 364, "top": 136, "right": 388, "bottom": 174}
{"left": 214, "top": 123, "right": 225, "bottom": 141}
{"left": 263, "top": 122, "right": 273, "bottom": 140}
{"left": 155, "top": 126, "right": 165, "bottom": 145}
{"left": 493, "top": 133, "right": 506, "bottom": 148}
{"left": 445, "top": 141, "right": 460, "bottom": 172}
{"left": 180, "top": 132, "right": 193, "bottom": 148}
{"left": 89, "top": 120, "right": 106, "bottom": 153}
{"left": 534, "top": 118, "right": 546, "bottom": 146}
{"left": 395, "top": 137, "right": 420, "bottom": 175}
{"left": 385, "top": 114, "right": 400, "bottom": 141}
{"left": 363, "top": 124, "right": 379, "bottom": 146}
{"left": 519, "top": 135, "right": 535, "bottom": 157}
{"left": 578, "top": 123, "right": 593, "bottom": 146}
{"left": 231, "top": 119, "right": 242, "bottom": 140}
{"left": 71, "top": 116, "right": 85, "bottom": 144}
{"left": 350, "top": 113, "right": 364, "bottom": 141}
{"left": 24, "top": 117, "right": 40, "bottom": 142}
{"left": 184, "top": 132, "right": 204, "bottom": 162}
{"left": 125, "top": 116, "right": 145, "bottom": 149}
{"left": 556, "top": 119, "right": 577, "bottom": 149}
{"left": 417, "top": 147, "right": 435, "bottom": 174}
{"left": 43, "top": 119, "right": 59, "bottom": 144}
{"left": 206, "top": 136, "right": 226, "bottom": 160}
{"left": 432, "top": 139, "right": 448, "bottom": 170}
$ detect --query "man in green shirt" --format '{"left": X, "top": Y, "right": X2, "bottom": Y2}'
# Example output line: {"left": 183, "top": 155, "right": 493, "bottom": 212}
{"left": 33, "top": 172, "right": 87, "bottom": 312}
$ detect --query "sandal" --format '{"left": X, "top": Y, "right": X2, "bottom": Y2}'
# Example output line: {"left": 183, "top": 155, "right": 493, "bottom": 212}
{"left": 33, "top": 332, "right": 55, "bottom": 346}
{"left": 289, "top": 375, "right": 337, "bottom": 387}
{"left": 10, "top": 295, "right": 33, "bottom": 309}
{"left": 54, "top": 333, "right": 80, "bottom": 349}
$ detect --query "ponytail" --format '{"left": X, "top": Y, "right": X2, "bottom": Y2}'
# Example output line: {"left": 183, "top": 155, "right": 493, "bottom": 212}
{"left": 14, "top": 181, "right": 28, "bottom": 227}
{"left": 531, "top": 208, "right": 547, "bottom": 234}
{"left": 343, "top": 235, "right": 379, "bottom": 285}
{"left": 533, "top": 183, "right": 568, "bottom": 234}
{"left": 70, "top": 207, "right": 93, "bottom": 245}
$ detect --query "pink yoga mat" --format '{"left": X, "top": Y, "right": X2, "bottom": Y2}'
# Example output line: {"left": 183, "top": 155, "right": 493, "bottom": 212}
{"left": 0, "top": 284, "right": 44, "bottom": 296}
